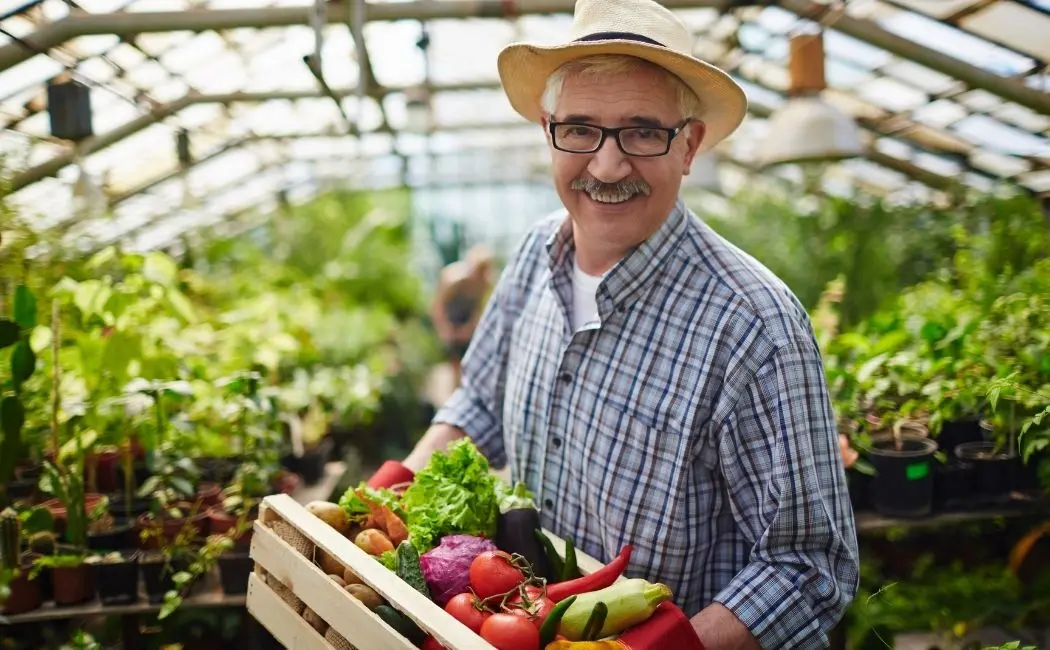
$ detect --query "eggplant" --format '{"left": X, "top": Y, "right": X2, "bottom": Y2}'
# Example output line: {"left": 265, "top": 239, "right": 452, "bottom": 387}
{"left": 494, "top": 482, "right": 554, "bottom": 580}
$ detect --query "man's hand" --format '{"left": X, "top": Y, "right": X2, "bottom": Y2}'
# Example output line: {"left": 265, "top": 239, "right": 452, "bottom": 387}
{"left": 402, "top": 423, "right": 467, "bottom": 472}
{"left": 691, "top": 603, "right": 762, "bottom": 650}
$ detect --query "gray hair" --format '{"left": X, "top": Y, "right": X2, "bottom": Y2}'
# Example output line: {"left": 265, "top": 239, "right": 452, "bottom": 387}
{"left": 540, "top": 54, "right": 704, "bottom": 122}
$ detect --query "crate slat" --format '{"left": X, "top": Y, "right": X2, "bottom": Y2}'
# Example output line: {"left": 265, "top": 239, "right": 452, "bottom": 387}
{"left": 256, "top": 493, "right": 497, "bottom": 650}
{"left": 246, "top": 573, "right": 332, "bottom": 650}
{"left": 251, "top": 520, "right": 419, "bottom": 650}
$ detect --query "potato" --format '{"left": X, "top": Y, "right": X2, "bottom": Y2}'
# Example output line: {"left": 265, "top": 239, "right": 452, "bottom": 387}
{"left": 354, "top": 528, "right": 393, "bottom": 556}
{"left": 317, "top": 548, "right": 346, "bottom": 576}
{"left": 306, "top": 501, "right": 351, "bottom": 535}
{"left": 345, "top": 583, "right": 383, "bottom": 610}
{"left": 343, "top": 567, "right": 364, "bottom": 586}
{"left": 303, "top": 607, "right": 328, "bottom": 634}
{"left": 328, "top": 573, "right": 346, "bottom": 587}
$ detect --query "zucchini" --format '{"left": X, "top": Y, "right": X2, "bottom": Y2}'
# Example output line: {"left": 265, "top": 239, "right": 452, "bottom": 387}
{"left": 395, "top": 540, "right": 430, "bottom": 598}
{"left": 374, "top": 604, "right": 426, "bottom": 645}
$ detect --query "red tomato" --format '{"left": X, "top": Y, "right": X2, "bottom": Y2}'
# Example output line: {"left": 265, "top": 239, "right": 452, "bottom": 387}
{"left": 479, "top": 613, "right": 541, "bottom": 650}
{"left": 506, "top": 586, "right": 554, "bottom": 629}
{"left": 422, "top": 637, "right": 447, "bottom": 650}
{"left": 469, "top": 551, "right": 526, "bottom": 599}
{"left": 444, "top": 592, "right": 492, "bottom": 634}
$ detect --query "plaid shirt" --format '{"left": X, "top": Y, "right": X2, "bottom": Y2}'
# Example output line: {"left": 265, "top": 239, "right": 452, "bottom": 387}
{"left": 434, "top": 198, "right": 859, "bottom": 649}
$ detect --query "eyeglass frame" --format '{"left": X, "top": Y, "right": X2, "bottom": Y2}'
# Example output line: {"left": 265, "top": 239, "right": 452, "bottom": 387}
{"left": 546, "top": 119, "right": 692, "bottom": 157}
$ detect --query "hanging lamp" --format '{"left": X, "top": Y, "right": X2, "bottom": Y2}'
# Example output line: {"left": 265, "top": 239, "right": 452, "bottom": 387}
{"left": 758, "top": 26, "right": 863, "bottom": 168}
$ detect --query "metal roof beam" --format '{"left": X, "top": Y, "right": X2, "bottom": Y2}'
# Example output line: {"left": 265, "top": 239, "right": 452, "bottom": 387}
{"left": 777, "top": 0, "right": 1050, "bottom": 115}
{"left": 6, "top": 81, "right": 495, "bottom": 192}
{"left": 0, "top": 0, "right": 724, "bottom": 72}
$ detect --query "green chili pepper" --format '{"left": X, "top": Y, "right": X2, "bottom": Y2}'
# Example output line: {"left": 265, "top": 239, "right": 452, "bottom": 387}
{"left": 562, "top": 536, "right": 580, "bottom": 582}
{"left": 534, "top": 528, "right": 564, "bottom": 581}
{"left": 581, "top": 601, "right": 608, "bottom": 641}
{"left": 538, "top": 595, "right": 577, "bottom": 648}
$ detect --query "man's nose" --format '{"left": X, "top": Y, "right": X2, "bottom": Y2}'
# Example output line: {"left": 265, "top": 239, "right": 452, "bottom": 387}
{"left": 587, "top": 134, "right": 632, "bottom": 183}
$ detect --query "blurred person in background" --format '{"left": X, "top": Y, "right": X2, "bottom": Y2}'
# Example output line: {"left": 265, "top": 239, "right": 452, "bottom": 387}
{"left": 372, "top": 0, "right": 859, "bottom": 647}
{"left": 429, "top": 244, "right": 496, "bottom": 386}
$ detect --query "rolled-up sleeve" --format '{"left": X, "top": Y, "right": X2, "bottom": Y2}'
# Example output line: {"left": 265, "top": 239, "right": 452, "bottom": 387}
{"left": 713, "top": 335, "right": 860, "bottom": 649}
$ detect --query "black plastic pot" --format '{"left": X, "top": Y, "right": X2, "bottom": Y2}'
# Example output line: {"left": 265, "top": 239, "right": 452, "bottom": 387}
{"left": 218, "top": 552, "right": 253, "bottom": 595}
{"left": 116, "top": 462, "right": 152, "bottom": 491}
{"left": 933, "top": 459, "right": 974, "bottom": 511}
{"left": 936, "top": 419, "right": 984, "bottom": 456}
{"left": 955, "top": 441, "right": 1019, "bottom": 503}
{"left": 868, "top": 433, "right": 939, "bottom": 518}
{"left": 6, "top": 478, "right": 38, "bottom": 502}
{"left": 847, "top": 469, "right": 873, "bottom": 512}
{"left": 281, "top": 437, "right": 333, "bottom": 486}
{"left": 141, "top": 554, "right": 189, "bottom": 604}
{"left": 107, "top": 493, "right": 155, "bottom": 519}
{"left": 88, "top": 519, "right": 136, "bottom": 551}
{"left": 92, "top": 551, "right": 141, "bottom": 605}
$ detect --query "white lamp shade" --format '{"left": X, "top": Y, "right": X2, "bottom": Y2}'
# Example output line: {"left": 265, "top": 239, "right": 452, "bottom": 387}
{"left": 758, "top": 96, "right": 864, "bottom": 168}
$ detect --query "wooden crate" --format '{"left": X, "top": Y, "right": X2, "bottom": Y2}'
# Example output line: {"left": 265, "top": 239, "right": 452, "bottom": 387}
{"left": 247, "top": 493, "right": 607, "bottom": 650}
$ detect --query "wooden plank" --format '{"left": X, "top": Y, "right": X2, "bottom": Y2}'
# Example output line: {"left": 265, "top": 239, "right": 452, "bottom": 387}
{"left": 251, "top": 520, "right": 418, "bottom": 650}
{"left": 260, "top": 494, "right": 496, "bottom": 650}
{"left": 0, "top": 583, "right": 244, "bottom": 625}
{"left": 246, "top": 573, "right": 331, "bottom": 650}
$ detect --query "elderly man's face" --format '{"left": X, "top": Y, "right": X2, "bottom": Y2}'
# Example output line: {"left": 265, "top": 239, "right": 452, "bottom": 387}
{"left": 544, "top": 64, "right": 705, "bottom": 271}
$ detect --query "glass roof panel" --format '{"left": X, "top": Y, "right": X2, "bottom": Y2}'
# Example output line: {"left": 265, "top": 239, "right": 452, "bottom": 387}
{"left": 992, "top": 103, "right": 1050, "bottom": 133}
{"left": 912, "top": 99, "right": 968, "bottom": 129}
{"left": 952, "top": 114, "right": 1050, "bottom": 156}
{"left": 889, "top": 0, "right": 980, "bottom": 19}
{"left": 1018, "top": 169, "right": 1050, "bottom": 192}
{"left": 856, "top": 76, "right": 928, "bottom": 112}
{"left": 877, "top": 7, "right": 1037, "bottom": 75}
{"left": 969, "top": 148, "right": 1032, "bottom": 177}
{"left": 959, "top": 2, "right": 1050, "bottom": 61}
{"left": 426, "top": 18, "right": 513, "bottom": 84}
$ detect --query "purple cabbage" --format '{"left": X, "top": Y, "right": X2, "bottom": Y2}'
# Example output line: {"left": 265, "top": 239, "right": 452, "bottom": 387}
{"left": 419, "top": 534, "right": 497, "bottom": 606}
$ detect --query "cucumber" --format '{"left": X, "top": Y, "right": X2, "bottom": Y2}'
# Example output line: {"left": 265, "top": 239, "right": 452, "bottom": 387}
{"left": 374, "top": 604, "right": 426, "bottom": 645}
{"left": 395, "top": 540, "right": 431, "bottom": 598}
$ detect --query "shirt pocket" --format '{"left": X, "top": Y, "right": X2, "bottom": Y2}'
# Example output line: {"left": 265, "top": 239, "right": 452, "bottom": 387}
{"left": 580, "top": 402, "right": 697, "bottom": 577}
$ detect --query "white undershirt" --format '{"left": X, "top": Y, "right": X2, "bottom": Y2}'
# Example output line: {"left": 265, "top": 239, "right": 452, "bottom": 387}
{"left": 571, "top": 257, "right": 605, "bottom": 331}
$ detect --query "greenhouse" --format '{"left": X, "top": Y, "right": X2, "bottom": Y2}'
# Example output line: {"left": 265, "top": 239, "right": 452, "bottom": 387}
{"left": 0, "top": 0, "right": 1048, "bottom": 647}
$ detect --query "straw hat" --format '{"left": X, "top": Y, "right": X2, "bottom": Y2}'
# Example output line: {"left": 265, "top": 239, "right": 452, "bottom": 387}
{"left": 497, "top": 0, "right": 748, "bottom": 154}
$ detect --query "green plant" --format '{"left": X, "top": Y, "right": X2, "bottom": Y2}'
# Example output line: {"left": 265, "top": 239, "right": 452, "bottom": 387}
{"left": 0, "top": 284, "right": 38, "bottom": 507}
{"left": 0, "top": 507, "right": 21, "bottom": 570}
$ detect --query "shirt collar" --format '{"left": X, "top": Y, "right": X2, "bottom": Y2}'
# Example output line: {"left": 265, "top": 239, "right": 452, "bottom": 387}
{"left": 545, "top": 197, "right": 690, "bottom": 308}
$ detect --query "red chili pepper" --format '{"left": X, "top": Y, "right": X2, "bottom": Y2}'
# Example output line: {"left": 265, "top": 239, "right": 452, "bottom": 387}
{"left": 545, "top": 544, "right": 634, "bottom": 603}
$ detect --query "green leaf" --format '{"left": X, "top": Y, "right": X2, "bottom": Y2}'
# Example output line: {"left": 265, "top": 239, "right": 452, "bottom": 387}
{"left": 170, "top": 476, "right": 195, "bottom": 497}
{"left": 101, "top": 331, "right": 140, "bottom": 384}
{"left": 10, "top": 341, "right": 36, "bottom": 388}
{"left": 165, "top": 289, "right": 196, "bottom": 324}
{"left": 0, "top": 398, "right": 25, "bottom": 487}
{"left": 143, "top": 252, "right": 178, "bottom": 287}
{"left": 0, "top": 320, "right": 19, "bottom": 349}
{"left": 13, "top": 285, "right": 36, "bottom": 329}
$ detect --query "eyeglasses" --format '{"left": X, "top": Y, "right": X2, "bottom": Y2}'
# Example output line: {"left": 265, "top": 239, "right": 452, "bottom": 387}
{"left": 548, "top": 120, "right": 690, "bottom": 157}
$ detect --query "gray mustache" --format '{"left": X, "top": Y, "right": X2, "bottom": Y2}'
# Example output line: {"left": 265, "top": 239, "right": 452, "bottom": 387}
{"left": 570, "top": 178, "right": 652, "bottom": 196}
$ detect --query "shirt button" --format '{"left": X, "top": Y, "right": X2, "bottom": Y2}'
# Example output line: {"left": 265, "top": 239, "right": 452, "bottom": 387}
{"left": 559, "top": 371, "right": 572, "bottom": 382}
{"left": 544, "top": 498, "right": 554, "bottom": 509}
{"left": 552, "top": 437, "right": 562, "bottom": 448}
{"left": 617, "top": 304, "right": 626, "bottom": 313}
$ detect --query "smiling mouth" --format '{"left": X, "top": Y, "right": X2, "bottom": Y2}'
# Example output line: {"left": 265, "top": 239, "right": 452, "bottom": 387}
{"left": 571, "top": 178, "right": 651, "bottom": 205}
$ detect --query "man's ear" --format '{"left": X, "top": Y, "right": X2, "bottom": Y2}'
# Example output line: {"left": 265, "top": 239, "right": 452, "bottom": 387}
{"left": 682, "top": 121, "right": 707, "bottom": 174}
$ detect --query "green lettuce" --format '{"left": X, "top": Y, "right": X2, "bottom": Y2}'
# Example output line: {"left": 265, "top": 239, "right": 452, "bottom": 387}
{"left": 400, "top": 439, "right": 499, "bottom": 552}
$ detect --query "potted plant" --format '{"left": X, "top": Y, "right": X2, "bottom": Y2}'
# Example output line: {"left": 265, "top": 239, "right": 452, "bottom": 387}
{"left": 86, "top": 549, "right": 139, "bottom": 605}
{"left": 0, "top": 507, "right": 42, "bottom": 615}
{"left": 864, "top": 415, "right": 939, "bottom": 519}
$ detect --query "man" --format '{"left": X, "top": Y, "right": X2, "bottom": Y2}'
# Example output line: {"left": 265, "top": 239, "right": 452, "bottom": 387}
{"left": 372, "top": 0, "right": 860, "bottom": 647}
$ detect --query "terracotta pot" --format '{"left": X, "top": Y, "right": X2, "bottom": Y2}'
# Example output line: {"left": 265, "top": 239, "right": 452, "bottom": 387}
{"left": 206, "top": 508, "right": 255, "bottom": 548}
{"left": 52, "top": 562, "right": 96, "bottom": 606}
{"left": 196, "top": 482, "right": 224, "bottom": 508}
{"left": 1, "top": 561, "right": 42, "bottom": 615}
{"left": 85, "top": 449, "right": 121, "bottom": 493}
{"left": 42, "top": 493, "right": 107, "bottom": 537}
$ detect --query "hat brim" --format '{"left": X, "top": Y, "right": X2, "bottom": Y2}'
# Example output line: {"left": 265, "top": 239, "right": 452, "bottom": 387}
{"left": 497, "top": 39, "right": 748, "bottom": 155}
